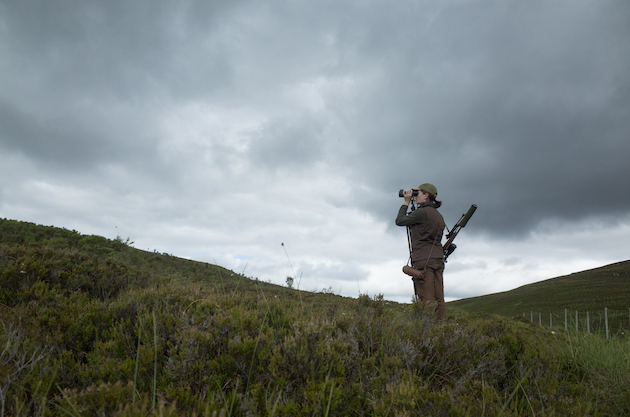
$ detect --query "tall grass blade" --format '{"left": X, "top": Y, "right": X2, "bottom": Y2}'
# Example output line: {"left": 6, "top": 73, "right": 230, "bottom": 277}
{"left": 55, "top": 384, "right": 81, "bottom": 417}
{"left": 152, "top": 310, "right": 158, "bottom": 414}
{"left": 281, "top": 242, "right": 303, "bottom": 310}
{"left": 133, "top": 313, "right": 142, "bottom": 406}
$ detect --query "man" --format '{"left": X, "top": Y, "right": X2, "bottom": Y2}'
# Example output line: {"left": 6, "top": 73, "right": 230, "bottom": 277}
{"left": 395, "top": 183, "right": 446, "bottom": 318}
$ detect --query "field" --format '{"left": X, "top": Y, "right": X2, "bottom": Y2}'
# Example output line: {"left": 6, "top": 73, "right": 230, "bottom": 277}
{"left": 449, "top": 261, "right": 630, "bottom": 336}
{"left": 449, "top": 261, "right": 630, "bottom": 316}
{"left": 1, "top": 218, "right": 629, "bottom": 416}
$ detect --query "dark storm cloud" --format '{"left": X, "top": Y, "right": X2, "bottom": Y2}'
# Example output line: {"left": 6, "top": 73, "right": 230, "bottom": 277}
{"left": 338, "top": 0, "right": 630, "bottom": 236}
{"left": 0, "top": 0, "right": 240, "bottom": 172}
{"left": 1, "top": 1, "right": 237, "bottom": 100}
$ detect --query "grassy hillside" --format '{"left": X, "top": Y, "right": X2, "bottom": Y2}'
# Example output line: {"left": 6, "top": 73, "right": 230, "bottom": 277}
{"left": 449, "top": 261, "right": 630, "bottom": 318}
{"left": 1, "top": 218, "right": 629, "bottom": 416}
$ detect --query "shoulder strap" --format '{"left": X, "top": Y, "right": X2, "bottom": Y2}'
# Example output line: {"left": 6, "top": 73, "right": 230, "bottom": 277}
{"left": 421, "top": 232, "right": 440, "bottom": 271}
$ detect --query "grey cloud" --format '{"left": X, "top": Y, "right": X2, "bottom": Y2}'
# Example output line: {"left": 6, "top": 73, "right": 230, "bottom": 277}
{"left": 0, "top": 97, "right": 169, "bottom": 182}
{"left": 3, "top": 0, "right": 630, "bottom": 304}
{"left": 337, "top": 0, "right": 630, "bottom": 236}
{"left": 1, "top": 1, "right": 237, "bottom": 101}
{"left": 0, "top": 99, "right": 115, "bottom": 167}
{"left": 246, "top": 115, "right": 325, "bottom": 172}
{"left": 0, "top": 0, "right": 245, "bottom": 185}
{"left": 1, "top": 0, "right": 629, "bottom": 261}
{"left": 297, "top": 261, "right": 369, "bottom": 285}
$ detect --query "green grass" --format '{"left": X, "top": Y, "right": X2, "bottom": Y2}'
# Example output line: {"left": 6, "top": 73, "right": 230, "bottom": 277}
{"left": 557, "top": 330, "right": 630, "bottom": 415}
{"left": 0, "top": 218, "right": 629, "bottom": 415}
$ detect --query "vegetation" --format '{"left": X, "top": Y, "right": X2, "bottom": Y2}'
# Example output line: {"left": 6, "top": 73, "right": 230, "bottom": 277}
{"left": 449, "top": 260, "right": 630, "bottom": 318}
{"left": 0, "top": 218, "right": 629, "bottom": 415}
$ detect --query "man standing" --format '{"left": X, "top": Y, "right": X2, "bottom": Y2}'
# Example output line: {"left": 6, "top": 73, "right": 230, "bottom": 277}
{"left": 395, "top": 183, "right": 446, "bottom": 318}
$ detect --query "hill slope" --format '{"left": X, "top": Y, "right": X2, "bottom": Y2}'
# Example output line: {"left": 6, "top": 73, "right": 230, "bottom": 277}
{"left": 0, "top": 217, "right": 243, "bottom": 287}
{"left": 1, "top": 218, "right": 628, "bottom": 416}
{"left": 448, "top": 260, "right": 630, "bottom": 317}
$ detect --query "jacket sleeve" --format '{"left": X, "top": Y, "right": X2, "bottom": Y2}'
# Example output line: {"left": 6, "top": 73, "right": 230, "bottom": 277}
{"left": 395, "top": 205, "right": 427, "bottom": 226}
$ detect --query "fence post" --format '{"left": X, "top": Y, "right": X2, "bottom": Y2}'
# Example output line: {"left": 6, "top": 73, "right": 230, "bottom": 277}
{"left": 550, "top": 313, "right": 552, "bottom": 328}
{"left": 587, "top": 311, "right": 590, "bottom": 333}
{"left": 605, "top": 307, "right": 609, "bottom": 340}
{"left": 531, "top": 311, "right": 533, "bottom": 323}
{"left": 539, "top": 312, "right": 542, "bottom": 325}
{"left": 565, "top": 308, "right": 567, "bottom": 331}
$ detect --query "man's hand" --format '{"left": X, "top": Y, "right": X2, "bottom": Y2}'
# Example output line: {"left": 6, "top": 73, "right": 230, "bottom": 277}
{"left": 402, "top": 189, "right": 414, "bottom": 205}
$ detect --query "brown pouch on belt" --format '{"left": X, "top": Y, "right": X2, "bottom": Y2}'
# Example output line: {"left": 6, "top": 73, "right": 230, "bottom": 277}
{"left": 402, "top": 265, "right": 424, "bottom": 279}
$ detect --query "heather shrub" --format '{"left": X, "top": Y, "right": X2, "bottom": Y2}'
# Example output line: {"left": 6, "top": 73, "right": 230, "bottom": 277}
{"left": 0, "top": 245, "right": 149, "bottom": 306}
{"left": 0, "top": 219, "right": 620, "bottom": 415}
{"left": 1, "top": 275, "right": 606, "bottom": 416}
{"left": 0, "top": 320, "right": 52, "bottom": 417}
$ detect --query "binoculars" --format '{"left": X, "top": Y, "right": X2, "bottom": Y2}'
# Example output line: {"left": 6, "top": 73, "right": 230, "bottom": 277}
{"left": 398, "top": 189, "right": 419, "bottom": 197}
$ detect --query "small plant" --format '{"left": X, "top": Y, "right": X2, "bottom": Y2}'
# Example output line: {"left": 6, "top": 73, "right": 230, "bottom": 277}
{"left": 320, "top": 286, "right": 334, "bottom": 294}
{"left": 0, "top": 320, "right": 50, "bottom": 417}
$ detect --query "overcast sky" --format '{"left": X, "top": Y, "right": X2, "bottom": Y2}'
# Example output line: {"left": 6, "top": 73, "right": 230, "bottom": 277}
{"left": 2, "top": 0, "right": 629, "bottom": 303}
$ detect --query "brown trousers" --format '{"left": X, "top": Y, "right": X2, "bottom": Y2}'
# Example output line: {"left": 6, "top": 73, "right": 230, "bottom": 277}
{"left": 412, "top": 258, "right": 446, "bottom": 319}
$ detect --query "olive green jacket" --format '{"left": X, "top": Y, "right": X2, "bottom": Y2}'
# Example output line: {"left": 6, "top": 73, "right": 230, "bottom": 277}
{"left": 395, "top": 203, "right": 445, "bottom": 263}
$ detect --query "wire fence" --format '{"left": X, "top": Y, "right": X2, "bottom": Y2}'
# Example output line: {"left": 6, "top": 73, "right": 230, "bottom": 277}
{"left": 524, "top": 308, "right": 630, "bottom": 340}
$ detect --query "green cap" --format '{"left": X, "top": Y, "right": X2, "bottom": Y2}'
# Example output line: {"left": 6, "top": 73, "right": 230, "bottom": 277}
{"left": 412, "top": 183, "right": 438, "bottom": 197}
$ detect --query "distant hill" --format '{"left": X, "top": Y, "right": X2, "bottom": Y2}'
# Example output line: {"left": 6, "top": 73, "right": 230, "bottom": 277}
{"left": 448, "top": 260, "right": 630, "bottom": 317}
